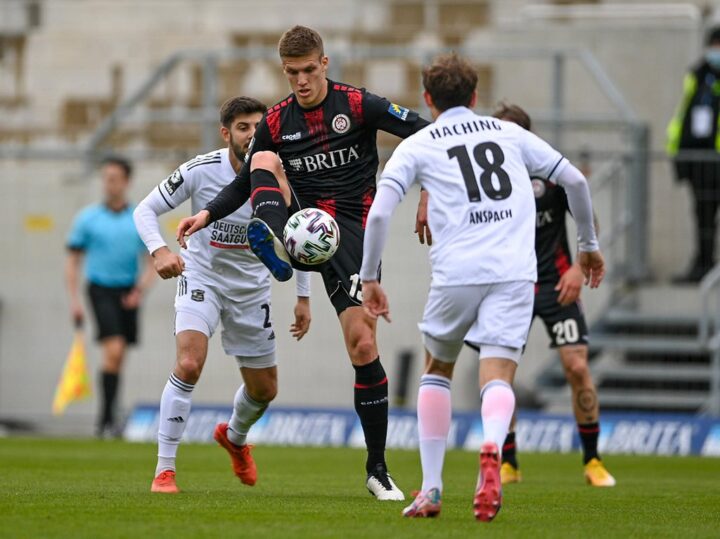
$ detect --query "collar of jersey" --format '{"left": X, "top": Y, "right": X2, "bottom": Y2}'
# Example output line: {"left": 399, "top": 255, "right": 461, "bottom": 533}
{"left": 436, "top": 106, "right": 473, "bottom": 121}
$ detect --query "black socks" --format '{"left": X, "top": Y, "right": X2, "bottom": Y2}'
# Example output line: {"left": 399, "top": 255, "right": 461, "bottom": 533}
{"left": 250, "top": 168, "right": 287, "bottom": 238}
{"left": 99, "top": 371, "right": 119, "bottom": 431}
{"left": 353, "top": 358, "right": 389, "bottom": 473}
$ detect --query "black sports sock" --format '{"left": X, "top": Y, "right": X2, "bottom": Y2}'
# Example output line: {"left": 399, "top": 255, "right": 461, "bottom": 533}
{"left": 353, "top": 358, "right": 389, "bottom": 473}
{"left": 250, "top": 168, "right": 288, "bottom": 238}
{"left": 502, "top": 431, "right": 519, "bottom": 469}
{"left": 578, "top": 422, "right": 600, "bottom": 464}
{"left": 100, "top": 371, "right": 119, "bottom": 430}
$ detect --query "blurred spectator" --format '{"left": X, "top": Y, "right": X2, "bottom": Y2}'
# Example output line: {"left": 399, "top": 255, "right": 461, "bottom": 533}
{"left": 667, "top": 27, "right": 720, "bottom": 283}
{"left": 65, "top": 156, "right": 155, "bottom": 437}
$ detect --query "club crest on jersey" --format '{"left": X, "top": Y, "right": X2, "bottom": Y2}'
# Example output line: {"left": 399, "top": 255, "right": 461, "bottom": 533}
{"left": 163, "top": 169, "right": 184, "bottom": 196}
{"left": 532, "top": 179, "right": 546, "bottom": 198}
{"left": 191, "top": 289, "right": 205, "bottom": 302}
{"left": 388, "top": 103, "right": 410, "bottom": 121}
{"left": 331, "top": 114, "right": 351, "bottom": 134}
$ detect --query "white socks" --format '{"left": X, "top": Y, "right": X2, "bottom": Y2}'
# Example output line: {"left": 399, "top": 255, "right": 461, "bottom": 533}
{"left": 156, "top": 373, "right": 194, "bottom": 475}
{"left": 227, "top": 385, "right": 268, "bottom": 446}
{"left": 480, "top": 380, "right": 515, "bottom": 455}
{"left": 417, "top": 374, "right": 452, "bottom": 493}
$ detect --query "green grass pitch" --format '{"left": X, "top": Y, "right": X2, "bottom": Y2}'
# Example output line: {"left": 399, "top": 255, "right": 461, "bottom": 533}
{"left": 1, "top": 438, "right": 719, "bottom": 538}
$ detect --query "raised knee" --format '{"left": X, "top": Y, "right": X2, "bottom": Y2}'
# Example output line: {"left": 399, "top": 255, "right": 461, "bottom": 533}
{"left": 251, "top": 151, "right": 283, "bottom": 174}
{"left": 350, "top": 337, "right": 376, "bottom": 363}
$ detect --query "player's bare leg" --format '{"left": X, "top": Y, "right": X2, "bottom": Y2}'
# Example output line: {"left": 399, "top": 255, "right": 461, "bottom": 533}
{"left": 98, "top": 336, "right": 126, "bottom": 437}
{"left": 560, "top": 345, "right": 615, "bottom": 486}
{"left": 403, "top": 354, "right": 454, "bottom": 517}
{"left": 246, "top": 151, "right": 294, "bottom": 281}
{"left": 339, "top": 306, "right": 403, "bottom": 500}
{"left": 475, "top": 356, "right": 517, "bottom": 522}
{"left": 152, "top": 329, "right": 208, "bottom": 493}
{"left": 214, "top": 364, "right": 278, "bottom": 486}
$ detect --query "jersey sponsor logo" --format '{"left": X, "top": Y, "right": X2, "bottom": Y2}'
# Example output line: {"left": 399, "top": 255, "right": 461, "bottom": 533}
{"left": 469, "top": 208, "right": 513, "bottom": 225}
{"left": 209, "top": 221, "right": 249, "bottom": 249}
{"left": 191, "top": 289, "right": 205, "bottom": 302}
{"left": 388, "top": 103, "right": 409, "bottom": 121}
{"left": 536, "top": 210, "right": 554, "bottom": 228}
{"left": 532, "top": 178, "right": 546, "bottom": 198}
{"left": 162, "top": 169, "right": 184, "bottom": 196}
{"left": 331, "top": 114, "right": 351, "bottom": 134}
{"left": 285, "top": 144, "right": 361, "bottom": 173}
{"left": 282, "top": 131, "right": 302, "bottom": 141}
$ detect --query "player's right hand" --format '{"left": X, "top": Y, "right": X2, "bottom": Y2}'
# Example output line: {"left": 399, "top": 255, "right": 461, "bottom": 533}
{"left": 577, "top": 250, "right": 605, "bottom": 289}
{"left": 362, "top": 281, "right": 391, "bottom": 323}
{"left": 176, "top": 210, "right": 210, "bottom": 249}
{"left": 415, "top": 189, "right": 433, "bottom": 246}
{"left": 152, "top": 247, "right": 185, "bottom": 279}
{"left": 70, "top": 302, "right": 84, "bottom": 328}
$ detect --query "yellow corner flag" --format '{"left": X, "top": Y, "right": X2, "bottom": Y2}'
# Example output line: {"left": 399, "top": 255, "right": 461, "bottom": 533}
{"left": 52, "top": 329, "right": 92, "bottom": 415}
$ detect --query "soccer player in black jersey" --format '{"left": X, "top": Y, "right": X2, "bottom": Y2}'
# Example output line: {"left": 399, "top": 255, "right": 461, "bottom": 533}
{"left": 415, "top": 103, "right": 615, "bottom": 487}
{"left": 176, "top": 25, "right": 429, "bottom": 500}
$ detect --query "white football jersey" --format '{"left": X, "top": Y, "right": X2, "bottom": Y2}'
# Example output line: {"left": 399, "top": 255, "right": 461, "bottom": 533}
{"left": 156, "top": 148, "right": 270, "bottom": 297}
{"left": 380, "top": 106, "right": 568, "bottom": 286}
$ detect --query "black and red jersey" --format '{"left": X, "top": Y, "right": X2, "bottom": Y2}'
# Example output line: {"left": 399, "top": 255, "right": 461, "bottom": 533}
{"left": 205, "top": 80, "right": 429, "bottom": 221}
{"left": 533, "top": 177, "right": 573, "bottom": 285}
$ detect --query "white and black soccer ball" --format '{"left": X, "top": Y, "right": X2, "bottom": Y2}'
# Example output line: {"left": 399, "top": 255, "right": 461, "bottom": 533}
{"left": 283, "top": 208, "right": 340, "bottom": 265}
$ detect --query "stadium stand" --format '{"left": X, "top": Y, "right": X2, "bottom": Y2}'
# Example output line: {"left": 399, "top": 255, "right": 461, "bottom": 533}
{"left": 1, "top": 0, "right": 719, "bottom": 434}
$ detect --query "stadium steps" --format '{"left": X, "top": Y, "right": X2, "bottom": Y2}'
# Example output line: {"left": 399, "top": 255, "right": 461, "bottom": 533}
{"left": 535, "top": 284, "right": 718, "bottom": 414}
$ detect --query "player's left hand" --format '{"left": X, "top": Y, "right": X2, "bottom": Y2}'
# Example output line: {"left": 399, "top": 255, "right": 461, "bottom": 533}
{"left": 362, "top": 281, "right": 391, "bottom": 322}
{"left": 577, "top": 250, "right": 605, "bottom": 289}
{"left": 291, "top": 297, "right": 311, "bottom": 340}
{"left": 121, "top": 287, "right": 143, "bottom": 309}
{"left": 414, "top": 189, "right": 433, "bottom": 246}
{"left": 555, "top": 263, "right": 584, "bottom": 306}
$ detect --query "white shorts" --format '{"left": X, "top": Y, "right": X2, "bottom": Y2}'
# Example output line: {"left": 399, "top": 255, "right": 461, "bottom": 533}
{"left": 419, "top": 281, "right": 534, "bottom": 363}
{"left": 174, "top": 272, "right": 276, "bottom": 361}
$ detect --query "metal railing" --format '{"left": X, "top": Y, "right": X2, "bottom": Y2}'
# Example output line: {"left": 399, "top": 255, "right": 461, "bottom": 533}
{"left": 0, "top": 44, "right": 650, "bottom": 285}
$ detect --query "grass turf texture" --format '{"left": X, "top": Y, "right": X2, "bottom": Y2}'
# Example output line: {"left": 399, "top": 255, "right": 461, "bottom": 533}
{"left": 1, "top": 438, "right": 719, "bottom": 538}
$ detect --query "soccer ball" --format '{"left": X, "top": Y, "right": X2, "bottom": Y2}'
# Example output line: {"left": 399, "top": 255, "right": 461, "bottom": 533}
{"left": 283, "top": 208, "right": 340, "bottom": 265}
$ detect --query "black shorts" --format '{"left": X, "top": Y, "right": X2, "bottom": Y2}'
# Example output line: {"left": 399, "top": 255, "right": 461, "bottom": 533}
{"left": 533, "top": 282, "right": 588, "bottom": 348}
{"left": 288, "top": 195, "right": 377, "bottom": 315}
{"left": 87, "top": 283, "right": 138, "bottom": 344}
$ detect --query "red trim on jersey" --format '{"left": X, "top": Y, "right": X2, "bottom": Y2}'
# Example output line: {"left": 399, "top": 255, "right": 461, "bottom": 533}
{"left": 347, "top": 90, "right": 364, "bottom": 125}
{"left": 334, "top": 83, "right": 364, "bottom": 124}
{"left": 304, "top": 108, "right": 329, "bottom": 152}
{"left": 250, "top": 186, "right": 283, "bottom": 204}
{"left": 209, "top": 241, "right": 250, "bottom": 250}
{"left": 354, "top": 376, "right": 388, "bottom": 389}
{"left": 265, "top": 96, "right": 294, "bottom": 145}
{"left": 534, "top": 283, "right": 540, "bottom": 295}
{"left": 316, "top": 199, "right": 337, "bottom": 219}
{"left": 554, "top": 244, "right": 571, "bottom": 277}
{"left": 578, "top": 425, "right": 600, "bottom": 434}
{"left": 361, "top": 189, "right": 374, "bottom": 229}
{"left": 266, "top": 110, "right": 282, "bottom": 145}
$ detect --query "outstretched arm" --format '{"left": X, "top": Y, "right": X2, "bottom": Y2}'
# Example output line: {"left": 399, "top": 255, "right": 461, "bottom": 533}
{"left": 360, "top": 185, "right": 404, "bottom": 321}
